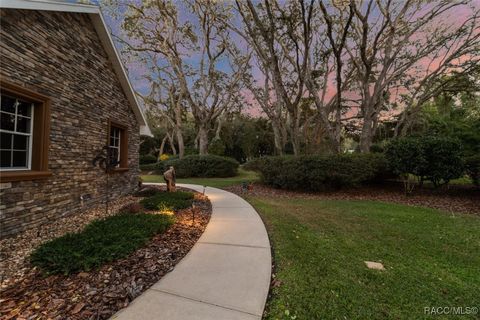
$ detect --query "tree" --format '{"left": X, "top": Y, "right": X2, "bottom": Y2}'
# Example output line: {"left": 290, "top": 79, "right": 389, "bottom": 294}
{"left": 234, "top": 0, "right": 316, "bottom": 155}
{"left": 343, "top": 0, "right": 480, "bottom": 152}
{"left": 106, "top": 0, "right": 248, "bottom": 155}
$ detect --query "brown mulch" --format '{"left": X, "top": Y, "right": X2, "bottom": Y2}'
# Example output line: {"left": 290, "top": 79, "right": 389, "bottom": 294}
{"left": 225, "top": 182, "right": 480, "bottom": 215}
{"left": 0, "top": 196, "right": 137, "bottom": 286}
{"left": 0, "top": 187, "right": 211, "bottom": 320}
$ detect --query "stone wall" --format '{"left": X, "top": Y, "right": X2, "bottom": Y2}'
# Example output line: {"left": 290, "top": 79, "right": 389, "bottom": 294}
{"left": 0, "top": 9, "right": 141, "bottom": 238}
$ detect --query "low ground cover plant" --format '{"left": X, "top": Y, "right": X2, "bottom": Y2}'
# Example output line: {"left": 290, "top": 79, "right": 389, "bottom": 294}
{"left": 134, "top": 187, "right": 160, "bottom": 198}
{"left": 140, "top": 190, "right": 194, "bottom": 211}
{"left": 245, "top": 153, "right": 389, "bottom": 191}
{"left": 30, "top": 213, "right": 174, "bottom": 275}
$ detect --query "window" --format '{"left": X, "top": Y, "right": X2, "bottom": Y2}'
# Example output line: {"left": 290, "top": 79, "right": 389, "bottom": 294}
{"left": 1, "top": 96, "right": 34, "bottom": 169}
{"left": 109, "top": 126, "right": 121, "bottom": 167}
{"left": 0, "top": 81, "right": 51, "bottom": 182}
{"left": 108, "top": 121, "right": 128, "bottom": 171}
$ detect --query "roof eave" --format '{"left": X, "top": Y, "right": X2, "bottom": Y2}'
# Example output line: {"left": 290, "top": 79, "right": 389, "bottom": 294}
{"left": 89, "top": 12, "right": 153, "bottom": 137}
{"left": 0, "top": 0, "right": 153, "bottom": 137}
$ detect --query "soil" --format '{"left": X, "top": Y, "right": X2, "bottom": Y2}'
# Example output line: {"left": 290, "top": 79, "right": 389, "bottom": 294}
{"left": 225, "top": 182, "right": 480, "bottom": 215}
{"left": 0, "top": 186, "right": 211, "bottom": 320}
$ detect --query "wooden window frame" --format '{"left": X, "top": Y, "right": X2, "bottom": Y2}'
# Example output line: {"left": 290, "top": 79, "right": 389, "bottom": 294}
{"left": 107, "top": 120, "right": 128, "bottom": 173}
{"left": 0, "top": 81, "right": 51, "bottom": 182}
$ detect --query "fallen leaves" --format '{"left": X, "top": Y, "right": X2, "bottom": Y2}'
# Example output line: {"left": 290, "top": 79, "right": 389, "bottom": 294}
{"left": 225, "top": 182, "right": 480, "bottom": 215}
{"left": 0, "top": 187, "right": 211, "bottom": 320}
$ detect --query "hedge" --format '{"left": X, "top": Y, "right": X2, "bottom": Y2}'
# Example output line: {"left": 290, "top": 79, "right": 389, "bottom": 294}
{"left": 245, "top": 153, "right": 389, "bottom": 191}
{"left": 140, "top": 162, "right": 157, "bottom": 171}
{"left": 139, "top": 154, "right": 157, "bottom": 165}
{"left": 385, "top": 136, "right": 464, "bottom": 187}
{"left": 464, "top": 155, "right": 480, "bottom": 186}
{"left": 146, "top": 155, "right": 239, "bottom": 178}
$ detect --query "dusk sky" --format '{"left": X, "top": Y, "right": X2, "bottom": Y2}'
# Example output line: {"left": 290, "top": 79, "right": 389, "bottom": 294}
{"left": 96, "top": 0, "right": 480, "bottom": 117}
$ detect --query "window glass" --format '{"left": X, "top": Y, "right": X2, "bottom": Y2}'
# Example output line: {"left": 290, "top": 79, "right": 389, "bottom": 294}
{"left": 0, "top": 150, "right": 10, "bottom": 167}
{"left": 109, "top": 126, "right": 122, "bottom": 167}
{"left": 13, "top": 135, "right": 28, "bottom": 150}
{"left": 1, "top": 132, "right": 12, "bottom": 149}
{"left": 0, "top": 94, "right": 33, "bottom": 169}
{"left": 1, "top": 113, "right": 15, "bottom": 131}
{"left": 0, "top": 95, "right": 16, "bottom": 113}
{"left": 12, "top": 151, "right": 27, "bottom": 167}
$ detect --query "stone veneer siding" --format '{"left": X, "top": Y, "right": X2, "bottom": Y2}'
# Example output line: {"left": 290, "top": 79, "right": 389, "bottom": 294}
{"left": 0, "top": 9, "right": 141, "bottom": 238}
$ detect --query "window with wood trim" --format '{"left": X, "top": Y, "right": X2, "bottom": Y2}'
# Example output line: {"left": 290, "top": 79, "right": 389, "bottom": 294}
{"left": 0, "top": 81, "right": 51, "bottom": 182}
{"left": 108, "top": 121, "right": 128, "bottom": 171}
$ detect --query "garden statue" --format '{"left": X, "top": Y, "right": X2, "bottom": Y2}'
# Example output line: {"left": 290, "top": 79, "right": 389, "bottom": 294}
{"left": 164, "top": 166, "right": 176, "bottom": 192}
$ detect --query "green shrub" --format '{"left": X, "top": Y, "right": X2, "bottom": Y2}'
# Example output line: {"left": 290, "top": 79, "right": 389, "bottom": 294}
{"left": 140, "top": 154, "right": 157, "bottom": 165}
{"left": 385, "top": 136, "right": 464, "bottom": 190}
{"left": 163, "top": 155, "right": 239, "bottom": 178}
{"left": 246, "top": 153, "right": 389, "bottom": 191}
{"left": 418, "top": 136, "right": 463, "bottom": 186}
{"left": 140, "top": 163, "right": 158, "bottom": 171}
{"left": 140, "top": 191, "right": 194, "bottom": 211}
{"left": 30, "top": 214, "right": 173, "bottom": 275}
{"left": 243, "top": 157, "right": 266, "bottom": 172}
{"left": 385, "top": 137, "right": 425, "bottom": 176}
{"left": 464, "top": 155, "right": 480, "bottom": 186}
{"left": 134, "top": 187, "right": 161, "bottom": 198}
{"left": 208, "top": 138, "right": 226, "bottom": 156}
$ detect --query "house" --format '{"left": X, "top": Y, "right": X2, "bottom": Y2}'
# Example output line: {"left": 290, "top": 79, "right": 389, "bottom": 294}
{"left": 0, "top": 0, "right": 152, "bottom": 238}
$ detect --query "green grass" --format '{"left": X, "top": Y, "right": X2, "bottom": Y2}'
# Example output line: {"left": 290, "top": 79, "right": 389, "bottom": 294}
{"left": 30, "top": 213, "right": 174, "bottom": 275}
{"left": 141, "top": 168, "right": 260, "bottom": 188}
{"left": 140, "top": 190, "right": 194, "bottom": 211}
{"left": 247, "top": 197, "right": 480, "bottom": 319}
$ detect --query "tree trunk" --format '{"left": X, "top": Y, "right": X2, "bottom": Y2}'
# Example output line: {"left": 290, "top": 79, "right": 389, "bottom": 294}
{"left": 166, "top": 132, "right": 177, "bottom": 155}
{"left": 359, "top": 118, "right": 373, "bottom": 153}
{"left": 272, "top": 122, "right": 283, "bottom": 155}
{"left": 174, "top": 98, "right": 185, "bottom": 159}
{"left": 290, "top": 128, "right": 300, "bottom": 156}
{"left": 176, "top": 128, "right": 185, "bottom": 159}
{"left": 198, "top": 125, "right": 209, "bottom": 155}
{"left": 158, "top": 135, "right": 168, "bottom": 161}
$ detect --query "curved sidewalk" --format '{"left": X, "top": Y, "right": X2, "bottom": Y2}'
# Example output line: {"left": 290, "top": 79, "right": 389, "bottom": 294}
{"left": 112, "top": 184, "right": 271, "bottom": 320}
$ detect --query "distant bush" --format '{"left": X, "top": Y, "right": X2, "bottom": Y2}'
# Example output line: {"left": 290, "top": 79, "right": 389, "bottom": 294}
{"left": 385, "top": 136, "right": 464, "bottom": 192}
{"left": 464, "top": 155, "right": 480, "bottom": 186}
{"left": 159, "top": 154, "right": 170, "bottom": 161}
{"left": 30, "top": 214, "right": 173, "bottom": 275}
{"left": 162, "top": 155, "right": 239, "bottom": 178}
{"left": 140, "top": 154, "right": 157, "bottom": 165}
{"left": 418, "top": 136, "right": 463, "bottom": 186}
{"left": 140, "top": 191, "right": 194, "bottom": 211}
{"left": 208, "top": 138, "right": 226, "bottom": 156}
{"left": 140, "top": 163, "right": 157, "bottom": 171}
{"left": 385, "top": 137, "right": 425, "bottom": 194}
{"left": 243, "top": 157, "right": 265, "bottom": 172}
{"left": 245, "top": 153, "right": 389, "bottom": 191}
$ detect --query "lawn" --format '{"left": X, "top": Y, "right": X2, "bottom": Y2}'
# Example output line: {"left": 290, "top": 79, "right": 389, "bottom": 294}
{"left": 247, "top": 196, "right": 480, "bottom": 320}
{"left": 141, "top": 168, "right": 260, "bottom": 188}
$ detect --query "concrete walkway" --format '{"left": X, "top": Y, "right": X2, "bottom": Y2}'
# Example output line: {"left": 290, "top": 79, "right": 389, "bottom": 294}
{"left": 112, "top": 184, "right": 271, "bottom": 320}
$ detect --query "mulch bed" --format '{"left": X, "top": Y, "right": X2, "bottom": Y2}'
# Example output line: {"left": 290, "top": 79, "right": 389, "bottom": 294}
{"left": 0, "top": 186, "right": 211, "bottom": 320}
{"left": 225, "top": 182, "right": 480, "bottom": 215}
